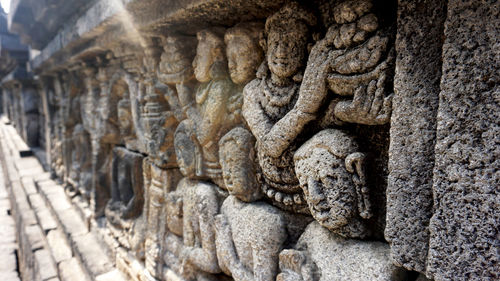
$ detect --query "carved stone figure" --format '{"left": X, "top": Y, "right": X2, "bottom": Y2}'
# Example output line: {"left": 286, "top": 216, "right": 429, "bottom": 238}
{"left": 116, "top": 96, "right": 139, "bottom": 151}
{"left": 68, "top": 124, "right": 92, "bottom": 198}
{"left": 294, "top": 129, "right": 371, "bottom": 239}
{"left": 277, "top": 221, "right": 406, "bottom": 281}
{"left": 90, "top": 64, "right": 123, "bottom": 217}
{"left": 224, "top": 22, "right": 264, "bottom": 86}
{"left": 162, "top": 119, "right": 227, "bottom": 281}
{"left": 179, "top": 28, "right": 240, "bottom": 187}
{"left": 242, "top": 2, "right": 317, "bottom": 212}
{"left": 128, "top": 41, "right": 183, "bottom": 279}
{"left": 104, "top": 146, "right": 144, "bottom": 248}
{"left": 215, "top": 127, "right": 287, "bottom": 281}
{"left": 218, "top": 127, "right": 261, "bottom": 202}
{"left": 290, "top": 0, "right": 394, "bottom": 126}
{"left": 157, "top": 35, "right": 197, "bottom": 122}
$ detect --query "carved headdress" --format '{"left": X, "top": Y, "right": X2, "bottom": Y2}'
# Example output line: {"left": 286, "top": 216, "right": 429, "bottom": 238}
{"left": 264, "top": 2, "right": 317, "bottom": 35}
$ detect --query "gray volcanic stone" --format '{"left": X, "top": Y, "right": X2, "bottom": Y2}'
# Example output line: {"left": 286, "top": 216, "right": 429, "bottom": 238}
{"left": 428, "top": 193, "right": 500, "bottom": 280}
{"left": 386, "top": 0, "right": 447, "bottom": 273}
{"left": 427, "top": 0, "right": 500, "bottom": 279}
{"left": 279, "top": 221, "right": 407, "bottom": 281}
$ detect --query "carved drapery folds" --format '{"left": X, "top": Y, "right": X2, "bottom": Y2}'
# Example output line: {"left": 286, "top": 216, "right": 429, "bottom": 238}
{"left": 33, "top": 0, "right": 408, "bottom": 280}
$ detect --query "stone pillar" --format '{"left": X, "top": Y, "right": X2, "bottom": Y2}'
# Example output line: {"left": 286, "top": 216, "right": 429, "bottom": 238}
{"left": 39, "top": 76, "right": 54, "bottom": 168}
{"left": 386, "top": 0, "right": 447, "bottom": 273}
{"left": 426, "top": 1, "right": 500, "bottom": 280}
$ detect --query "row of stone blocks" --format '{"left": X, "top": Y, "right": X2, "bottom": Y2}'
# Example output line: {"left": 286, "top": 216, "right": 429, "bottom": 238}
{"left": 0, "top": 117, "right": 128, "bottom": 281}
{"left": 0, "top": 157, "right": 19, "bottom": 281}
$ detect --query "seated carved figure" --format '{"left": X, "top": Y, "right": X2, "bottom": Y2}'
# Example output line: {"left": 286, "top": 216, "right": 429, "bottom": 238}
{"left": 277, "top": 221, "right": 407, "bottom": 281}
{"left": 105, "top": 146, "right": 144, "bottom": 228}
{"left": 215, "top": 127, "right": 289, "bottom": 281}
{"left": 242, "top": 2, "right": 317, "bottom": 212}
{"left": 163, "top": 119, "right": 226, "bottom": 281}
{"left": 294, "top": 129, "right": 371, "bottom": 239}
{"left": 244, "top": 0, "right": 394, "bottom": 215}
{"left": 103, "top": 98, "right": 145, "bottom": 248}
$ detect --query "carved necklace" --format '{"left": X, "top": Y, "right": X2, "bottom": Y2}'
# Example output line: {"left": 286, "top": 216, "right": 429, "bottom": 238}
{"left": 260, "top": 77, "right": 299, "bottom": 120}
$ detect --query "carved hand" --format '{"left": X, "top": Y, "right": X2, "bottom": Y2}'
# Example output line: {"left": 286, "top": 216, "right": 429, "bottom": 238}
{"left": 295, "top": 42, "right": 332, "bottom": 114}
{"left": 215, "top": 214, "right": 238, "bottom": 275}
{"left": 334, "top": 73, "right": 393, "bottom": 125}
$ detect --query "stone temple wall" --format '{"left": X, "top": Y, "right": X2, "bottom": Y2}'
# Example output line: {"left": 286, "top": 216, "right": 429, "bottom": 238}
{"left": 0, "top": 0, "right": 498, "bottom": 280}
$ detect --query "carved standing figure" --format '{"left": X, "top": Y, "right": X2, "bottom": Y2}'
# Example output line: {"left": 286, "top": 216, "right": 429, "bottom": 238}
{"left": 224, "top": 22, "right": 264, "bottom": 87}
{"left": 68, "top": 124, "right": 92, "bottom": 198}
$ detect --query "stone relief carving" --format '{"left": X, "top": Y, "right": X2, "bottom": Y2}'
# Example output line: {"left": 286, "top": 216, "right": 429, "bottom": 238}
{"left": 277, "top": 221, "right": 406, "bottom": 281}
{"left": 215, "top": 127, "right": 286, "bottom": 281}
{"left": 68, "top": 124, "right": 92, "bottom": 198}
{"left": 105, "top": 146, "right": 144, "bottom": 247}
{"left": 22, "top": 1, "right": 404, "bottom": 280}
{"left": 177, "top": 28, "right": 241, "bottom": 187}
{"left": 127, "top": 40, "right": 184, "bottom": 279}
{"left": 165, "top": 129, "right": 227, "bottom": 281}
{"left": 225, "top": 22, "right": 264, "bottom": 87}
{"left": 294, "top": 129, "right": 371, "bottom": 238}
{"left": 242, "top": 2, "right": 317, "bottom": 213}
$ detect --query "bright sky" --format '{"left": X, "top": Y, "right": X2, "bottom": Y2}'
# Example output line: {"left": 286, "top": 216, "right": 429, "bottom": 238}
{"left": 1, "top": 0, "right": 9, "bottom": 13}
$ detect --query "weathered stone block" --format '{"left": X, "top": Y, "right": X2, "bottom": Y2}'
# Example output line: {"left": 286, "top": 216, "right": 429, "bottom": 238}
{"left": 58, "top": 258, "right": 89, "bottom": 281}
{"left": 72, "top": 232, "right": 113, "bottom": 278}
{"left": 34, "top": 249, "right": 58, "bottom": 281}
{"left": 46, "top": 229, "right": 72, "bottom": 264}
{"left": 426, "top": 0, "right": 500, "bottom": 279}
{"left": 21, "top": 177, "right": 37, "bottom": 195}
{"left": 25, "top": 224, "right": 45, "bottom": 251}
{"left": 57, "top": 208, "right": 88, "bottom": 238}
{"left": 386, "top": 0, "right": 447, "bottom": 273}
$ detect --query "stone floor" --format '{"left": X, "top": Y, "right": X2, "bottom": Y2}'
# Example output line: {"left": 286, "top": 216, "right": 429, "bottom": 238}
{"left": 0, "top": 167, "right": 21, "bottom": 281}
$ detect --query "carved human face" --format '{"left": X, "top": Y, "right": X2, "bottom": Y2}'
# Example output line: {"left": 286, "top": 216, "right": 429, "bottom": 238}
{"left": 118, "top": 106, "right": 132, "bottom": 136}
{"left": 267, "top": 24, "right": 308, "bottom": 79}
{"left": 193, "top": 39, "right": 213, "bottom": 83}
{"left": 220, "top": 139, "right": 260, "bottom": 202}
{"left": 297, "top": 148, "right": 357, "bottom": 230}
{"left": 226, "top": 38, "right": 260, "bottom": 85}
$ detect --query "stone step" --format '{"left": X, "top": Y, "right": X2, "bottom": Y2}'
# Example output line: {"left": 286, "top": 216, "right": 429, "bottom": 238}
{"left": 0, "top": 176, "right": 19, "bottom": 281}
{"left": 0, "top": 119, "right": 81, "bottom": 281}
{"left": 0, "top": 117, "right": 127, "bottom": 281}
